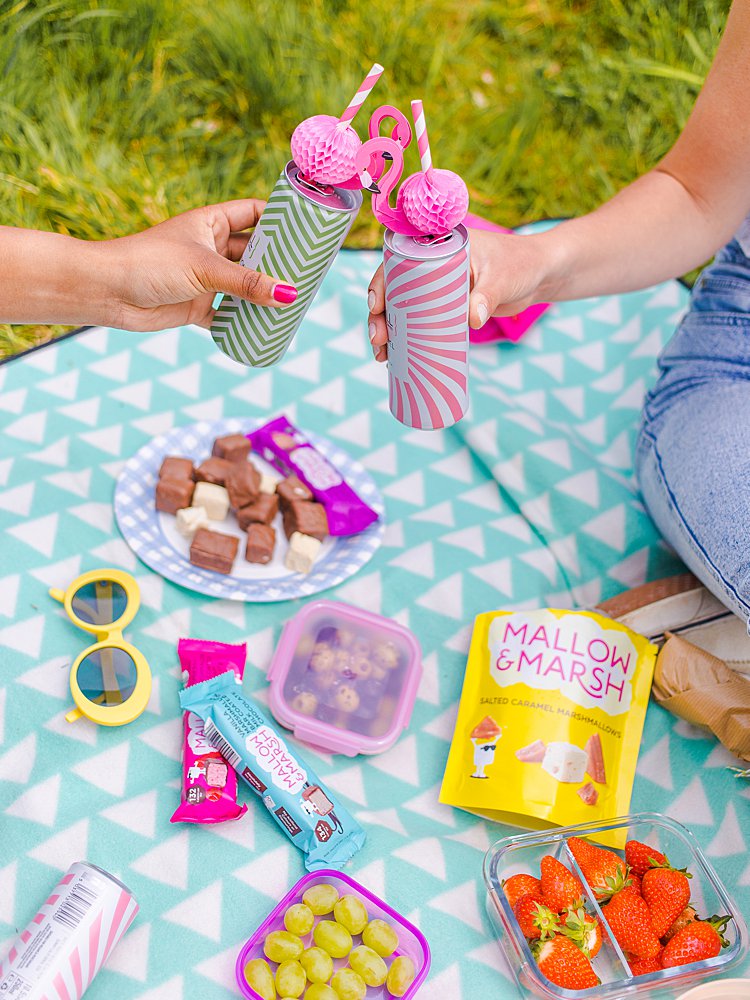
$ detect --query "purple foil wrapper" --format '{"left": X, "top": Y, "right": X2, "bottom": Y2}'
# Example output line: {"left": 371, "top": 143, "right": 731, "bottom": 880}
{"left": 247, "top": 415, "right": 379, "bottom": 537}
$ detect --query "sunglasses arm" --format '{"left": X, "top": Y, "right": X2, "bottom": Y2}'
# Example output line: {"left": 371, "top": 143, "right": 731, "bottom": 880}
{"left": 49, "top": 588, "right": 65, "bottom": 603}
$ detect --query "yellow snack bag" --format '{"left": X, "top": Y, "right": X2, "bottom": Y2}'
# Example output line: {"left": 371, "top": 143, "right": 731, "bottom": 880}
{"left": 440, "top": 608, "right": 657, "bottom": 829}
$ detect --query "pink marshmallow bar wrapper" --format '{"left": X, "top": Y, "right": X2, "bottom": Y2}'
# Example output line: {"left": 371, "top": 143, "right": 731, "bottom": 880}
{"left": 248, "top": 415, "right": 379, "bottom": 536}
{"left": 171, "top": 638, "right": 248, "bottom": 825}
{"left": 465, "top": 212, "right": 550, "bottom": 343}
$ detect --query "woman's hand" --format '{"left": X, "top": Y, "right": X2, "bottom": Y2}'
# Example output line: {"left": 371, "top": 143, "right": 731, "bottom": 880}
{"left": 366, "top": 229, "right": 555, "bottom": 360}
{"left": 105, "top": 199, "right": 297, "bottom": 331}
{"left": 1, "top": 199, "right": 299, "bottom": 331}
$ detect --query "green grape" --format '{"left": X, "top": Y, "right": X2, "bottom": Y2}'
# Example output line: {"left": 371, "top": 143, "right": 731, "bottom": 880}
{"left": 362, "top": 919, "right": 399, "bottom": 958}
{"left": 302, "top": 883, "right": 339, "bottom": 916}
{"left": 275, "top": 960, "right": 306, "bottom": 999}
{"left": 264, "top": 930, "right": 304, "bottom": 963}
{"left": 304, "top": 986, "right": 338, "bottom": 1000}
{"left": 284, "top": 903, "right": 315, "bottom": 936}
{"left": 330, "top": 968, "right": 366, "bottom": 1000}
{"left": 332, "top": 895, "right": 368, "bottom": 936}
{"left": 386, "top": 956, "right": 416, "bottom": 997}
{"left": 349, "top": 945, "right": 387, "bottom": 987}
{"left": 313, "top": 920, "right": 353, "bottom": 959}
{"left": 243, "top": 958, "right": 276, "bottom": 1000}
{"left": 300, "top": 947, "right": 334, "bottom": 984}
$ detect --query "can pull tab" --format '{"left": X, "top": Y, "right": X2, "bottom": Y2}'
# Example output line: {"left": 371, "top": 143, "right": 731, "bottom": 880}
{"left": 297, "top": 173, "right": 336, "bottom": 197}
{"left": 414, "top": 232, "right": 453, "bottom": 247}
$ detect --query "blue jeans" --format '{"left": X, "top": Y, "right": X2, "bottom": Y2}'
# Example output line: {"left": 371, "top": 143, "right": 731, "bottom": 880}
{"left": 636, "top": 238, "right": 750, "bottom": 623}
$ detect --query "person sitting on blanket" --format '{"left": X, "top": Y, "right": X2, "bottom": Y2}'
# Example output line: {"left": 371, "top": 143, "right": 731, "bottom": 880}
{"left": 373, "top": 0, "right": 750, "bottom": 628}
{"left": 0, "top": 199, "right": 298, "bottom": 331}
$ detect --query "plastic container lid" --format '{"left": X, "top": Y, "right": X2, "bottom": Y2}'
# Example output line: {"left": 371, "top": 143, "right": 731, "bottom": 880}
{"left": 267, "top": 600, "right": 422, "bottom": 756}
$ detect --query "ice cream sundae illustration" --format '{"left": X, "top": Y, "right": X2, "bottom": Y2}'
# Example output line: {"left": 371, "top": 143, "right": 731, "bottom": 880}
{"left": 470, "top": 716, "right": 502, "bottom": 779}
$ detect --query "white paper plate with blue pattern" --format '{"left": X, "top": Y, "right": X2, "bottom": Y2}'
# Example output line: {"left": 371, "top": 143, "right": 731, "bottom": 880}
{"left": 114, "top": 418, "right": 385, "bottom": 602}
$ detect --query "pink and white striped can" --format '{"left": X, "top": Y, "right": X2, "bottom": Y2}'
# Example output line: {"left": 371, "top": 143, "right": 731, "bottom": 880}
{"left": 384, "top": 225, "right": 470, "bottom": 430}
{"left": 0, "top": 861, "right": 138, "bottom": 999}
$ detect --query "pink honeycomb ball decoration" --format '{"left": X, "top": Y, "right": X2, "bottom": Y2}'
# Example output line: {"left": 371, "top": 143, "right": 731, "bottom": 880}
{"left": 290, "top": 114, "right": 362, "bottom": 186}
{"left": 397, "top": 167, "right": 469, "bottom": 236}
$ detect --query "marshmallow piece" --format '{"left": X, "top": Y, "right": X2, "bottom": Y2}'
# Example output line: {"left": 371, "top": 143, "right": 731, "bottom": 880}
{"left": 284, "top": 531, "right": 321, "bottom": 574}
{"left": 175, "top": 505, "right": 209, "bottom": 538}
{"left": 541, "top": 742, "right": 588, "bottom": 783}
{"left": 192, "top": 481, "right": 230, "bottom": 521}
{"left": 259, "top": 473, "right": 279, "bottom": 496}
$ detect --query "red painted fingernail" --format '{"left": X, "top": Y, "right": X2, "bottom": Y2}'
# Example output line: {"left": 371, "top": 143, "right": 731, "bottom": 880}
{"left": 273, "top": 283, "right": 298, "bottom": 304}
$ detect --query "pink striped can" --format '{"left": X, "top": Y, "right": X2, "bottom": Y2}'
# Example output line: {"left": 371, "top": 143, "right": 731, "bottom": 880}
{"left": 0, "top": 861, "right": 138, "bottom": 999}
{"left": 384, "top": 225, "right": 470, "bottom": 430}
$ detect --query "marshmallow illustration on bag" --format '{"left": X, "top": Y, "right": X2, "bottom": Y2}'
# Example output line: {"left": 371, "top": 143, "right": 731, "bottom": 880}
{"left": 469, "top": 716, "right": 502, "bottom": 779}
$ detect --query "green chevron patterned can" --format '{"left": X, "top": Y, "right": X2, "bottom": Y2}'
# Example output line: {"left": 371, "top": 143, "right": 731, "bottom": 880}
{"left": 211, "top": 162, "right": 362, "bottom": 367}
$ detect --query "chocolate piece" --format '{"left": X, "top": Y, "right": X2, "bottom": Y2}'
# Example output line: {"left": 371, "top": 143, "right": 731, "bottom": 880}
{"left": 237, "top": 493, "right": 279, "bottom": 529}
{"left": 285, "top": 531, "right": 321, "bottom": 574}
{"left": 245, "top": 523, "right": 276, "bottom": 564}
{"left": 282, "top": 500, "right": 328, "bottom": 541}
{"left": 159, "top": 456, "right": 194, "bottom": 481}
{"left": 189, "top": 527, "right": 239, "bottom": 575}
{"left": 277, "top": 474, "right": 313, "bottom": 510}
{"left": 585, "top": 733, "right": 606, "bottom": 784}
{"left": 194, "top": 456, "right": 232, "bottom": 486}
{"left": 515, "top": 739, "right": 547, "bottom": 763}
{"left": 212, "top": 433, "right": 252, "bottom": 463}
{"left": 175, "top": 506, "right": 209, "bottom": 538}
{"left": 577, "top": 781, "right": 599, "bottom": 806}
{"left": 259, "top": 473, "right": 278, "bottom": 495}
{"left": 226, "top": 462, "right": 261, "bottom": 510}
{"left": 192, "top": 482, "right": 230, "bottom": 521}
{"left": 156, "top": 477, "right": 194, "bottom": 514}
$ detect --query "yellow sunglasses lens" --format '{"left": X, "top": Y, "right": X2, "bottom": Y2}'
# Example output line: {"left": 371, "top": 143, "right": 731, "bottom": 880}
{"left": 71, "top": 579, "right": 129, "bottom": 627}
{"left": 76, "top": 647, "right": 138, "bottom": 708}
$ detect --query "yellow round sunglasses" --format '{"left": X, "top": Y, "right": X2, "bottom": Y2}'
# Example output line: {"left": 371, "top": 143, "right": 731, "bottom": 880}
{"left": 49, "top": 568, "right": 152, "bottom": 726}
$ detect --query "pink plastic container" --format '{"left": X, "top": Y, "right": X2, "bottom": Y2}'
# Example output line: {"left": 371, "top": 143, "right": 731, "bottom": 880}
{"left": 267, "top": 600, "right": 422, "bottom": 756}
{"left": 236, "top": 869, "right": 431, "bottom": 1000}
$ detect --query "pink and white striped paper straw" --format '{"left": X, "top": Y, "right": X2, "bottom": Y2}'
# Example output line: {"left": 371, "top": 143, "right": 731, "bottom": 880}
{"left": 339, "top": 62, "right": 384, "bottom": 125}
{"left": 411, "top": 99, "right": 432, "bottom": 172}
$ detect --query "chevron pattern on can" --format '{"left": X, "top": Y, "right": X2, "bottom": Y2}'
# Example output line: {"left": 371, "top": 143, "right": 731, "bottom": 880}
{"left": 385, "top": 243, "right": 470, "bottom": 430}
{"left": 211, "top": 168, "right": 359, "bottom": 368}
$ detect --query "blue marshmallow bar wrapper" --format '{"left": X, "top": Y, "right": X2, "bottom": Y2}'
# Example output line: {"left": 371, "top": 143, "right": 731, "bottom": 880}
{"left": 180, "top": 669, "right": 366, "bottom": 870}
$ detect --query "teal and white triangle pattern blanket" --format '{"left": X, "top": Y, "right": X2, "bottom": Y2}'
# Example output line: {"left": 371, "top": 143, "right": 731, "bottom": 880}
{"left": 1, "top": 242, "right": 749, "bottom": 999}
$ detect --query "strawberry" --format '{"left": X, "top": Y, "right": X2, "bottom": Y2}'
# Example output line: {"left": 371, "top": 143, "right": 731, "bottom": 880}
{"left": 514, "top": 893, "right": 560, "bottom": 940}
{"left": 567, "top": 837, "right": 630, "bottom": 901}
{"left": 642, "top": 867, "right": 692, "bottom": 938}
{"left": 534, "top": 935, "right": 599, "bottom": 990}
{"left": 601, "top": 889, "right": 661, "bottom": 958}
{"left": 625, "top": 839, "right": 669, "bottom": 878}
{"left": 627, "top": 950, "right": 663, "bottom": 976}
{"left": 503, "top": 873, "right": 543, "bottom": 910}
{"left": 661, "top": 916, "right": 732, "bottom": 968}
{"left": 624, "top": 871, "right": 642, "bottom": 896}
{"left": 663, "top": 905, "right": 697, "bottom": 943}
{"left": 561, "top": 904, "right": 603, "bottom": 959}
{"left": 540, "top": 856, "right": 585, "bottom": 912}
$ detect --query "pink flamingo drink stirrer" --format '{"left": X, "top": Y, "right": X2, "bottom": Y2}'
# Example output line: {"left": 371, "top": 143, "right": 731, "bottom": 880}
{"left": 291, "top": 63, "right": 384, "bottom": 186}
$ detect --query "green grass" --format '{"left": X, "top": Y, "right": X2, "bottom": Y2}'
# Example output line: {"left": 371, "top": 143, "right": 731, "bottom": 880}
{"left": 0, "top": 0, "right": 730, "bottom": 357}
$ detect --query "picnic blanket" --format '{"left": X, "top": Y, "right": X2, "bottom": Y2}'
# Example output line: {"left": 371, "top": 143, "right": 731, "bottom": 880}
{"left": 1, "top": 236, "right": 749, "bottom": 998}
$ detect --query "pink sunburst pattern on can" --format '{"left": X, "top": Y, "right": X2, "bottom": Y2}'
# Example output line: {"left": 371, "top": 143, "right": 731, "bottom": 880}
{"left": 384, "top": 230, "right": 470, "bottom": 430}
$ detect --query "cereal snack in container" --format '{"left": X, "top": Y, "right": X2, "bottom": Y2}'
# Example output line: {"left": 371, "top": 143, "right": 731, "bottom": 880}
{"left": 483, "top": 812, "right": 748, "bottom": 998}
{"left": 236, "top": 869, "right": 430, "bottom": 1000}
{"left": 267, "top": 600, "right": 422, "bottom": 756}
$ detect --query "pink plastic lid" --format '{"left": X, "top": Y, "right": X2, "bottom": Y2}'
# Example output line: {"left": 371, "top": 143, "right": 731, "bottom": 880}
{"left": 267, "top": 600, "right": 422, "bottom": 756}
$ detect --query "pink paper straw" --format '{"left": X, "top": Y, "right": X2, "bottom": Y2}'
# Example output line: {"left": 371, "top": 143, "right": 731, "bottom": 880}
{"left": 411, "top": 99, "right": 432, "bottom": 172}
{"left": 339, "top": 63, "right": 384, "bottom": 125}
